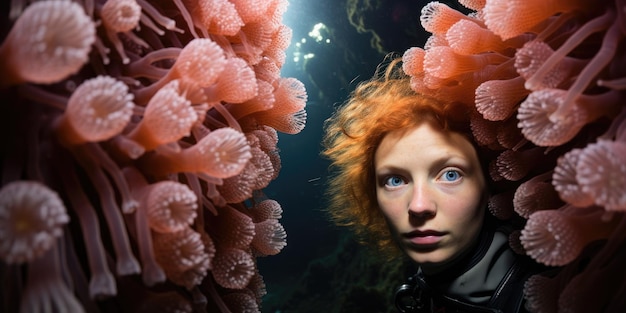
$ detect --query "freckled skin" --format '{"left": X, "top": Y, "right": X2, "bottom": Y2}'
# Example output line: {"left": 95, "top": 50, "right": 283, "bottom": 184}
{"left": 375, "top": 123, "right": 486, "bottom": 274}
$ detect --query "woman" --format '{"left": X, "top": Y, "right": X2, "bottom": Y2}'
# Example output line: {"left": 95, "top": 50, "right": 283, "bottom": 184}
{"left": 322, "top": 58, "right": 539, "bottom": 313}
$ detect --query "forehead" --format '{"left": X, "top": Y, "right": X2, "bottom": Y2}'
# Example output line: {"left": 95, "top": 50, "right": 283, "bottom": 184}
{"left": 375, "top": 123, "right": 479, "bottom": 165}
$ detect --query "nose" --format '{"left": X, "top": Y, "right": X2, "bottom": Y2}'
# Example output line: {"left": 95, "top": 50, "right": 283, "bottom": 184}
{"left": 408, "top": 181, "right": 436, "bottom": 219}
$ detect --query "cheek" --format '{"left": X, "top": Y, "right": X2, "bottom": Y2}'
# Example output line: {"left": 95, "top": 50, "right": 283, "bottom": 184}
{"left": 376, "top": 189, "right": 391, "bottom": 216}
{"left": 446, "top": 190, "right": 485, "bottom": 227}
{"left": 377, "top": 192, "right": 403, "bottom": 219}
{"left": 377, "top": 198, "right": 405, "bottom": 232}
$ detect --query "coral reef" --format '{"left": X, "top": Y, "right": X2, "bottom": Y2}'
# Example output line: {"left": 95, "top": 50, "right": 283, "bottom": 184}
{"left": 0, "top": 0, "right": 306, "bottom": 312}
{"left": 401, "top": 0, "right": 625, "bottom": 311}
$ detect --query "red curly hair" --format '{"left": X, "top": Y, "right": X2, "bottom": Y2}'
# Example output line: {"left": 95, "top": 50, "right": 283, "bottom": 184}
{"left": 322, "top": 58, "right": 475, "bottom": 255}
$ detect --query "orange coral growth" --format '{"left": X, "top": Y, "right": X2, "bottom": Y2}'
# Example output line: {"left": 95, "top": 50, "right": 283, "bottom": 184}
{"left": 0, "top": 0, "right": 306, "bottom": 311}
{"left": 402, "top": 0, "right": 625, "bottom": 310}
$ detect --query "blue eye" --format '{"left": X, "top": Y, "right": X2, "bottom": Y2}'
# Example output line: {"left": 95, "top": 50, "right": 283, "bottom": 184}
{"left": 442, "top": 170, "right": 461, "bottom": 182}
{"left": 385, "top": 176, "right": 405, "bottom": 187}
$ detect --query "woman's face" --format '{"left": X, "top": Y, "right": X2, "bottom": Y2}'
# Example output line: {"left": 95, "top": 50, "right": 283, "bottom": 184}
{"left": 374, "top": 123, "right": 486, "bottom": 273}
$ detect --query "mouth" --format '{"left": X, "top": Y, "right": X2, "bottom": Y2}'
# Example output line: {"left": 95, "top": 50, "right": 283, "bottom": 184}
{"left": 403, "top": 230, "right": 446, "bottom": 246}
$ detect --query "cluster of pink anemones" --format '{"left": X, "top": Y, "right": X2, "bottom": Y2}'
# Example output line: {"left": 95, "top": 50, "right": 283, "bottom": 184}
{"left": 401, "top": 0, "right": 625, "bottom": 311}
{"left": 0, "top": 0, "right": 305, "bottom": 312}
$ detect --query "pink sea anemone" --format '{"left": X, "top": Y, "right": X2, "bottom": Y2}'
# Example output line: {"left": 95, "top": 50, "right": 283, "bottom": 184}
{"left": 520, "top": 206, "right": 618, "bottom": 266}
{"left": 475, "top": 76, "right": 528, "bottom": 121}
{"left": 212, "top": 248, "right": 255, "bottom": 289}
{"left": 513, "top": 172, "right": 563, "bottom": 219}
{"left": 423, "top": 46, "right": 509, "bottom": 79}
{"left": 230, "top": 0, "right": 272, "bottom": 24}
{"left": 576, "top": 140, "right": 626, "bottom": 211}
{"left": 99, "top": 0, "right": 143, "bottom": 64}
{"left": 139, "top": 179, "right": 199, "bottom": 234}
{"left": 487, "top": 190, "right": 514, "bottom": 220}
{"left": 482, "top": 0, "right": 594, "bottom": 40}
{"left": 244, "top": 77, "right": 308, "bottom": 134}
{"left": 496, "top": 117, "right": 527, "bottom": 150}
{"left": 127, "top": 79, "right": 201, "bottom": 151}
{"left": 445, "top": 19, "right": 530, "bottom": 55}
{"left": 133, "top": 38, "right": 228, "bottom": 105}
{"left": 514, "top": 41, "right": 588, "bottom": 90}
{"left": 517, "top": 89, "right": 622, "bottom": 147}
{"left": 218, "top": 140, "right": 274, "bottom": 204}
{"left": 1, "top": 0, "right": 304, "bottom": 310}
{"left": 209, "top": 205, "right": 256, "bottom": 250}
{"left": 494, "top": 146, "right": 545, "bottom": 181}
{"left": 183, "top": 0, "right": 244, "bottom": 37}
{"left": 401, "top": 47, "right": 425, "bottom": 77}
{"left": 0, "top": 181, "right": 69, "bottom": 264}
{"left": 250, "top": 199, "right": 284, "bottom": 222}
{"left": 420, "top": 1, "right": 479, "bottom": 35}
{"left": 153, "top": 227, "right": 210, "bottom": 289}
{"left": 143, "top": 127, "right": 252, "bottom": 178}
{"left": 402, "top": 0, "right": 625, "bottom": 310}
{"left": 251, "top": 219, "right": 287, "bottom": 256}
{"left": 0, "top": 0, "right": 96, "bottom": 86}
{"left": 205, "top": 57, "right": 259, "bottom": 103}
{"left": 555, "top": 216, "right": 626, "bottom": 313}
{"left": 55, "top": 76, "right": 135, "bottom": 146}
{"left": 552, "top": 148, "right": 596, "bottom": 207}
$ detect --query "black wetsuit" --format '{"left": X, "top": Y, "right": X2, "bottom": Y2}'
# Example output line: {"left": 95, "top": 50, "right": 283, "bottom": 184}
{"left": 395, "top": 220, "right": 542, "bottom": 313}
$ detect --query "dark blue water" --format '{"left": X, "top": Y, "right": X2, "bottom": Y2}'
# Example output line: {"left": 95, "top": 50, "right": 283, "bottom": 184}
{"left": 256, "top": 0, "right": 441, "bottom": 311}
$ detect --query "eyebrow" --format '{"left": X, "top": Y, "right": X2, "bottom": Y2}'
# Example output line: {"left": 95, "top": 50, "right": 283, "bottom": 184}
{"left": 375, "top": 154, "right": 476, "bottom": 175}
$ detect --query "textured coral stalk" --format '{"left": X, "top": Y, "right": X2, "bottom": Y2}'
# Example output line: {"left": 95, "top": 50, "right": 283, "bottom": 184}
{"left": 548, "top": 20, "right": 623, "bottom": 122}
{"left": 523, "top": 9, "right": 615, "bottom": 91}
{"left": 19, "top": 241, "right": 84, "bottom": 313}
{"left": 514, "top": 41, "right": 588, "bottom": 90}
{"left": 60, "top": 168, "right": 117, "bottom": 299}
{"left": 133, "top": 38, "right": 227, "bottom": 105}
{"left": 72, "top": 146, "right": 141, "bottom": 276}
{"left": 122, "top": 167, "right": 167, "bottom": 286}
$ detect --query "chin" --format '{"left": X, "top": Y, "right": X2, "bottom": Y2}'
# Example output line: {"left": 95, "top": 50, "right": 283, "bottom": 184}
{"left": 405, "top": 247, "right": 467, "bottom": 274}
{"left": 406, "top": 249, "right": 452, "bottom": 266}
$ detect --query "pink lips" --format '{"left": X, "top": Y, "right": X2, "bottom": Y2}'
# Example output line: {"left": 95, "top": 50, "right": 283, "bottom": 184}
{"left": 404, "top": 230, "right": 446, "bottom": 246}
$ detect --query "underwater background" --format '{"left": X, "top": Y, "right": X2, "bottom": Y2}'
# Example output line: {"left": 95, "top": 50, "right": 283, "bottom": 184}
{"left": 258, "top": 1, "right": 450, "bottom": 312}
